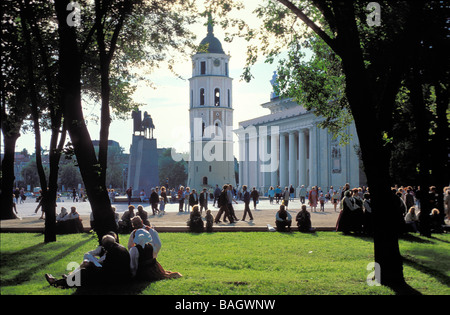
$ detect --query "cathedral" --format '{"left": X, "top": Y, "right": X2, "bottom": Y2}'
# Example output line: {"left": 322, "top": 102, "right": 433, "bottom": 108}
{"left": 186, "top": 17, "right": 237, "bottom": 190}
{"left": 235, "top": 72, "right": 365, "bottom": 194}
{"left": 187, "top": 19, "right": 365, "bottom": 194}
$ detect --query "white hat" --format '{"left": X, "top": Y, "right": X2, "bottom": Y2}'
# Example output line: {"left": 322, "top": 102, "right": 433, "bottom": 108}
{"left": 133, "top": 228, "right": 152, "bottom": 247}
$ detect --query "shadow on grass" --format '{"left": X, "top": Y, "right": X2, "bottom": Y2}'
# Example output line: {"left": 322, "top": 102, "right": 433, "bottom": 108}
{"left": 402, "top": 250, "right": 450, "bottom": 288}
{"left": 387, "top": 282, "right": 422, "bottom": 295}
{"left": 1, "top": 236, "right": 93, "bottom": 286}
{"left": 399, "top": 233, "right": 435, "bottom": 244}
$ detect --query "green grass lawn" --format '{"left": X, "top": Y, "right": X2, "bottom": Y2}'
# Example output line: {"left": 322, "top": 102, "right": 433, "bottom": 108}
{"left": 1, "top": 232, "right": 449, "bottom": 295}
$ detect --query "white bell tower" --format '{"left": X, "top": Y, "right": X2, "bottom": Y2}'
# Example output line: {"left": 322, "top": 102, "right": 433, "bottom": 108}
{"left": 187, "top": 15, "right": 236, "bottom": 190}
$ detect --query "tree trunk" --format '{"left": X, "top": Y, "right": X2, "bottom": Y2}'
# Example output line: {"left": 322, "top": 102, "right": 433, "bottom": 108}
{"left": 347, "top": 82, "right": 406, "bottom": 288}
{"left": 55, "top": 0, "right": 117, "bottom": 243}
{"left": 332, "top": 2, "right": 405, "bottom": 288}
{"left": 432, "top": 81, "right": 450, "bottom": 217}
{"left": 0, "top": 132, "right": 20, "bottom": 220}
{"left": 409, "top": 66, "right": 432, "bottom": 237}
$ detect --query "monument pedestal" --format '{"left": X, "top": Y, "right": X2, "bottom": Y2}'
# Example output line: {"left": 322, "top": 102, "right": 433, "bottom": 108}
{"left": 127, "top": 135, "right": 159, "bottom": 197}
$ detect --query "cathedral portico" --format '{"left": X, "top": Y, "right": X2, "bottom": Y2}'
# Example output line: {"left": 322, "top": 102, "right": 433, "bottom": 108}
{"left": 235, "top": 73, "right": 364, "bottom": 195}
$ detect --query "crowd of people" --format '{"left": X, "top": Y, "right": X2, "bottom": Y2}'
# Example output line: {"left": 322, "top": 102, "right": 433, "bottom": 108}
{"left": 10, "top": 182, "right": 450, "bottom": 236}
{"left": 334, "top": 184, "right": 450, "bottom": 235}
{"left": 103, "top": 182, "right": 450, "bottom": 235}
{"left": 44, "top": 215, "right": 182, "bottom": 289}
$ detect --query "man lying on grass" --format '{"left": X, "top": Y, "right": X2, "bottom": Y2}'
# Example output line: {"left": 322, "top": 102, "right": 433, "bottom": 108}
{"left": 45, "top": 233, "right": 130, "bottom": 288}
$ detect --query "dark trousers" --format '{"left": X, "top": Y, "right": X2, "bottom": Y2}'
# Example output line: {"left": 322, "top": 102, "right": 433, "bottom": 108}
{"left": 276, "top": 220, "right": 292, "bottom": 232}
{"left": 200, "top": 201, "right": 208, "bottom": 213}
{"left": 151, "top": 203, "right": 158, "bottom": 215}
{"left": 179, "top": 198, "right": 184, "bottom": 212}
{"left": 214, "top": 205, "right": 234, "bottom": 223}
{"left": 242, "top": 202, "right": 253, "bottom": 220}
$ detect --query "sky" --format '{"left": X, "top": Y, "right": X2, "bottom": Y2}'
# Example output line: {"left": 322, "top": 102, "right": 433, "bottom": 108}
{"left": 11, "top": 1, "right": 283, "bottom": 159}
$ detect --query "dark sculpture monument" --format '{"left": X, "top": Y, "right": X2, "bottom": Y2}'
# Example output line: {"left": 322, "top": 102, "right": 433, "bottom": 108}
{"left": 127, "top": 110, "right": 159, "bottom": 197}
{"left": 132, "top": 110, "right": 155, "bottom": 139}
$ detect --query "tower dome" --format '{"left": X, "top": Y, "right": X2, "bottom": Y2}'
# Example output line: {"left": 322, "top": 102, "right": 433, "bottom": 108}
{"left": 197, "top": 14, "right": 225, "bottom": 54}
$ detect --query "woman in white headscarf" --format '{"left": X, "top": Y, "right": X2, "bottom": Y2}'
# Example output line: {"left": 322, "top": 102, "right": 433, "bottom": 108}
{"left": 128, "top": 219, "right": 182, "bottom": 281}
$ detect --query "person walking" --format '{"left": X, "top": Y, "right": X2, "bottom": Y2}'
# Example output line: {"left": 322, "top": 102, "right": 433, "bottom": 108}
{"left": 149, "top": 188, "right": 159, "bottom": 215}
{"left": 275, "top": 186, "right": 282, "bottom": 204}
{"left": 283, "top": 187, "right": 290, "bottom": 209}
{"left": 184, "top": 187, "right": 190, "bottom": 212}
{"left": 126, "top": 187, "right": 133, "bottom": 205}
{"left": 250, "top": 187, "right": 259, "bottom": 210}
{"left": 178, "top": 186, "right": 185, "bottom": 212}
{"left": 289, "top": 185, "right": 295, "bottom": 201}
{"left": 241, "top": 185, "right": 254, "bottom": 221}
{"left": 214, "top": 185, "right": 234, "bottom": 224}
{"left": 268, "top": 186, "right": 275, "bottom": 204}
{"left": 226, "top": 185, "right": 239, "bottom": 222}
{"left": 213, "top": 185, "right": 221, "bottom": 207}
{"left": 188, "top": 189, "right": 199, "bottom": 213}
{"left": 72, "top": 188, "right": 78, "bottom": 202}
{"left": 308, "top": 186, "right": 319, "bottom": 212}
{"left": 199, "top": 188, "right": 209, "bottom": 213}
{"left": 331, "top": 190, "right": 340, "bottom": 212}
{"left": 298, "top": 185, "right": 307, "bottom": 204}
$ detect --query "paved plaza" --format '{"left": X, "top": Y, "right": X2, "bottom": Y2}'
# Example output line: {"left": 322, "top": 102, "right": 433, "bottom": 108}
{"left": 1, "top": 196, "right": 340, "bottom": 231}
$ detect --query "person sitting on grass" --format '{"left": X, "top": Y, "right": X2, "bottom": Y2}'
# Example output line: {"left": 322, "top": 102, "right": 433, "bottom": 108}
{"left": 187, "top": 205, "right": 204, "bottom": 233}
{"left": 205, "top": 209, "right": 214, "bottom": 232}
{"left": 128, "top": 216, "right": 161, "bottom": 258}
{"left": 136, "top": 205, "right": 150, "bottom": 226}
{"left": 119, "top": 205, "right": 135, "bottom": 233}
{"left": 404, "top": 206, "right": 419, "bottom": 233}
{"left": 55, "top": 207, "right": 83, "bottom": 234}
{"left": 296, "top": 205, "right": 315, "bottom": 233}
{"left": 45, "top": 234, "right": 130, "bottom": 288}
{"left": 430, "top": 208, "right": 444, "bottom": 233}
{"left": 129, "top": 228, "right": 182, "bottom": 281}
{"left": 275, "top": 204, "right": 292, "bottom": 232}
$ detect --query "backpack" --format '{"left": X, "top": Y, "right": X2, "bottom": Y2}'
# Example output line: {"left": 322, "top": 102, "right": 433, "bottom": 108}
{"left": 218, "top": 190, "right": 228, "bottom": 207}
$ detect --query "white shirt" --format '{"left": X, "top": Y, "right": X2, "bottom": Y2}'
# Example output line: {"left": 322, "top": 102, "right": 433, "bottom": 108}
{"left": 129, "top": 246, "right": 140, "bottom": 278}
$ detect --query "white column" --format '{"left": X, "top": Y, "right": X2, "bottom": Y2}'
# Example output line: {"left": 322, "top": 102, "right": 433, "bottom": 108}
{"left": 298, "top": 129, "right": 307, "bottom": 187}
{"left": 238, "top": 136, "right": 245, "bottom": 187}
{"left": 243, "top": 136, "right": 249, "bottom": 186}
{"left": 309, "top": 125, "right": 317, "bottom": 188}
{"left": 288, "top": 131, "right": 297, "bottom": 188}
{"left": 279, "top": 132, "right": 288, "bottom": 188}
{"left": 270, "top": 134, "right": 279, "bottom": 187}
{"left": 249, "top": 134, "right": 258, "bottom": 188}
